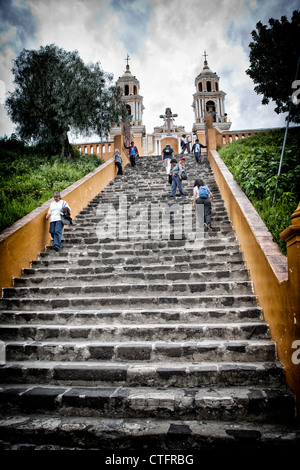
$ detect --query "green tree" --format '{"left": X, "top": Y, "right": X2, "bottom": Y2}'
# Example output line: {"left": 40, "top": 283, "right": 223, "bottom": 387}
{"left": 5, "top": 44, "right": 127, "bottom": 157}
{"left": 246, "top": 10, "right": 300, "bottom": 123}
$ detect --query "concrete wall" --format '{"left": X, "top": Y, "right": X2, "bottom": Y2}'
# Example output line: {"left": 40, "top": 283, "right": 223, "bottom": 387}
{"left": 0, "top": 154, "right": 129, "bottom": 294}
{"left": 76, "top": 141, "right": 114, "bottom": 161}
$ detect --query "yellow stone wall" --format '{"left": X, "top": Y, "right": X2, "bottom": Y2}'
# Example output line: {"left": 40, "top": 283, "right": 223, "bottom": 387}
{"left": 208, "top": 145, "right": 300, "bottom": 413}
{"left": 0, "top": 155, "right": 129, "bottom": 294}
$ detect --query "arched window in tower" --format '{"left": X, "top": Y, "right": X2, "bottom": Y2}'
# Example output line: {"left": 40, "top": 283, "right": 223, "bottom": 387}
{"left": 206, "top": 100, "right": 216, "bottom": 122}
{"left": 215, "top": 82, "right": 219, "bottom": 92}
{"left": 126, "top": 104, "right": 131, "bottom": 116}
{"left": 207, "top": 81, "right": 211, "bottom": 92}
{"left": 125, "top": 84, "right": 129, "bottom": 96}
{"left": 133, "top": 85, "right": 137, "bottom": 95}
{"left": 198, "top": 82, "right": 202, "bottom": 92}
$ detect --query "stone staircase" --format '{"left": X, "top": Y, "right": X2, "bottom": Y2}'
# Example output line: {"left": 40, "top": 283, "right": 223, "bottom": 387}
{"left": 0, "top": 153, "right": 299, "bottom": 451}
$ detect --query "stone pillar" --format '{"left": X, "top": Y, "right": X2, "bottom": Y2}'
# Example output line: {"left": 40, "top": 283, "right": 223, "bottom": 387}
{"left": 280, "top": 202, "right": 300, "bottom": 316}
{"left": 205, "top": 114, "right": 217, "bottom": 151}
{"left": 280, "top": 202, "right": 300, "bottom": 414}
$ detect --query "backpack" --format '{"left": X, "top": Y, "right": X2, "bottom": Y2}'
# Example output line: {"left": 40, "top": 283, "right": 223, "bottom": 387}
{"left": 181, "top": 169, "right": 187, "bottom": 180}
{"left": 198, "top": 185, "right": 209, "bottom": 198}
{"left": 164, "top": 147, "right": 172, "bottom": 155}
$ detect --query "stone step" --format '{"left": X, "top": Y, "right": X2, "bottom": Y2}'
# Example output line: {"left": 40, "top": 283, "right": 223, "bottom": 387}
{"left": 60, "top": 234, "right": 236, "bottom": 247}
{"left": 0, "top": 294, "right": 259, "bottom": 311}
{"left": 38, "top": 245, "right": 243, "bottom": 263}
{"left": 0, "top": 415, "right": 298, "bottom": 451}
{"left": 0, "top": 321, "right": 269, "bottom": 342}
{"left": 0, "top": 385, "right": 295, "bottom": 424}
{"left": 19, "top": 261, "right": 247, "bottom": 280}
{"left": 2, "top": 280, "right": 254, "bottom": 299}
{"left": 73, "top": 210, "right": 229, "bottom": 222}
{"left": 54, "top": 233, "right": 238, "bottom": 246}
{"left": 75, "top": 199, "right": 226, "bottom": 210}
{"left": 4, "top": 339, "right": 276, "bottom": 363}
{"left": 63, "top": 222, "right": 233, "bottom": 236}
{"left": 0, "top": 306, "right": 263, "bottom": 325}
{"left": 51, "top": 236, "right": 233, "bottom": 248}
{"left": 31, "top": 253, "right": 245, "bottom": 269}
{"left": 1, "top": 153, "right": 298, "bottom": 449}
{"left": 60, "top": 226, "right": 237, "bottom": 240}
{"left": 13, "top": 268, "right": 250, "bottom": 287}
{"left": 0, "top": 360, "right": 286, "bottom": 388}
{"left": 68, "top": 218, "right": 234, "bottom": 229}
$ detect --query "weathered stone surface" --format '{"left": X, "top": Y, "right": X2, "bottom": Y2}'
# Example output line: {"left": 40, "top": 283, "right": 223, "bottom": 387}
{"left": 0, "top": 153, "right": 298, "bottom": 449}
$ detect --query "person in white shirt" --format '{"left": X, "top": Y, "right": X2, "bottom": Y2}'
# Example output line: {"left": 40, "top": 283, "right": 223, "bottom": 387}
{"left": 46, "top": 191, "right": 71, "bottom": 251}
{"left": 180, "top": 134, "right": 191, "bottom": 154}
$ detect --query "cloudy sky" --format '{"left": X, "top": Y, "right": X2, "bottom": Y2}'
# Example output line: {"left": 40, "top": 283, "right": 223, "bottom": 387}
{"left": 0, "top": 0, "right": 299, "bottom": 141}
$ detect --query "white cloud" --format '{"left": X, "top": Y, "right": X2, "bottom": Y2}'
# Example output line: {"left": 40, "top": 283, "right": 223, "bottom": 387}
{"left": 0, "top": 0, "right": 296, "bottom": 139}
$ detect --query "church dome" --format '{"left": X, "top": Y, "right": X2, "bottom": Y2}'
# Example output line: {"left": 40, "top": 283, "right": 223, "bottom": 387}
{"left": 121, "top": 64, "right": 134, "bottom": 79}
{"left": 198, "top": 59, "right": 215, "bottom": 76}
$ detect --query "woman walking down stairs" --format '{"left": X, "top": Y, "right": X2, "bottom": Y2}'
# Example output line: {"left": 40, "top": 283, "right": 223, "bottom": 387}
{"left": 0, "top": 153, "right": 299, "bottom": 452}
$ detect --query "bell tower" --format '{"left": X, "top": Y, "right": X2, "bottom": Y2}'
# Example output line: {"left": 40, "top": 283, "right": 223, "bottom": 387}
{"left": 116, "top": 55, "right": 145, "bottom": 126}
{"left": 192, "top": 51, "right": 231, "bottom": 142}
{"left": 110, "top": 55, "right": 146, "bottom": 155}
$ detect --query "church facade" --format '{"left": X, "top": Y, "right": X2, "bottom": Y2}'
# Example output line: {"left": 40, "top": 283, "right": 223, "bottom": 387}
{"left": 75, "top": 54, "right": 265, "bottom": 159}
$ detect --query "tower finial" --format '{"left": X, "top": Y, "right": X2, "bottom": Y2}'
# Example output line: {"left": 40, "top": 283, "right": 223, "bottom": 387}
{"left": 125, "top": 54, "right": 131, "bottom": 72}
{"left": 202, "top": 50, "right": 209, "bottom": 69}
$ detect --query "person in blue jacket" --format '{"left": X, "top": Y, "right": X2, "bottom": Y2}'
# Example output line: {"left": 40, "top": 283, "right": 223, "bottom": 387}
{"left": 191, "top": 139, "right": 207, "bottom": 164}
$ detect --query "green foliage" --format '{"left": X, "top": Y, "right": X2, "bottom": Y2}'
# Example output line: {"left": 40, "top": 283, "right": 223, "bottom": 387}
{"left": 0, "top": 137, "right": 103, "bottom": 232}
{"left": 218, "top": 128, "right": 300, "bottom": 254}
{"left": 5, "top": 44, "right": 127, "bottom": 157}
{"left": 246, "top": 10, "right": 300, "bottom": 123}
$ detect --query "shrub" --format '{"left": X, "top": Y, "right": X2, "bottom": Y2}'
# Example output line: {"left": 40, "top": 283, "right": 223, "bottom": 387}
{"left": 0, "top": 138, "right": 104, "bottom": 232}
{"left": 218, "top": 128, "right": 300, "bottom": 254}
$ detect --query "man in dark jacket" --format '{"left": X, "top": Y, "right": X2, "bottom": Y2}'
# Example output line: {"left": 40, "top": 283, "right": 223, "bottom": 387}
{"left": 162, "top": 144, "right": 174, "bottom": 174}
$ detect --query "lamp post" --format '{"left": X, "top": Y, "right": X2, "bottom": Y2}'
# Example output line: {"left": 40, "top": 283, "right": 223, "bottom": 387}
{"left": 99, "top": 78, "right": 105, "bottom": 161}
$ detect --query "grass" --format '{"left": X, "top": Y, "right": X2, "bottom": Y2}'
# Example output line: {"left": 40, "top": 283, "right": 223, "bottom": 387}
{"left": 218, "top": 127, "right": 300, "bottom": 254}
{"left": 0, "top": 137, "right": 104, "bottom": 233}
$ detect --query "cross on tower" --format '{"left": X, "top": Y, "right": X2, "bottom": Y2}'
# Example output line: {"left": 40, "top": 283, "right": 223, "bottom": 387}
{"left": 125, "top": 54, "right": 130, "bottom": 67}
{"left": 159, "top": 107, "right": 178, "bottom": 135}
{"left": 203, "top": 50, "right": 208, "bottom": 62}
